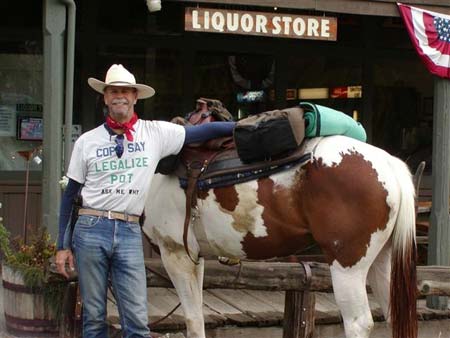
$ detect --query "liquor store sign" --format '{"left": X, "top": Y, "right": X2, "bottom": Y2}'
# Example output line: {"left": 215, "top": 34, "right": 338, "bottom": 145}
{"left": 185, "top": 7, "right": 337, "bottom": 41}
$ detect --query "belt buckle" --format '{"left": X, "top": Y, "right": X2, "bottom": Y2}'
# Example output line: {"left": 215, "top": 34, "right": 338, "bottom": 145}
{"left": 107, "top": 210, "right": 113, "bottom": 219}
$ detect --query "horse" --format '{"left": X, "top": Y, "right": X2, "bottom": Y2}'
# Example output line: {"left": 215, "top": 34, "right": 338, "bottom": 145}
{"left": 142, "top": 135, "right": 417, "bottom": 338}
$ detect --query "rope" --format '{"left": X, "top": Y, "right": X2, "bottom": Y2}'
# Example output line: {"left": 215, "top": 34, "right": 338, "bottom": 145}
{"left": 145, "top": 265, "right": 182, "bottom": 326}
{"left": 106, "top": 267, "right": 182, "bottom": 328}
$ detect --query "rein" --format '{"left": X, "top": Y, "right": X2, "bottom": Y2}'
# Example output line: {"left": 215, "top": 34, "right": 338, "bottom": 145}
{"left": 183, "top": 155, "right": 219, "bottom": 265}
{"left": 107, "top": 266, "right": 182, "bottom": 328}
{"left": 144, "top": 265, "right": 182, "bottom": 327}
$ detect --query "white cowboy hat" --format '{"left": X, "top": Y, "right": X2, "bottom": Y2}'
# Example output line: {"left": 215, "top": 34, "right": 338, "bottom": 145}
{"left": 88, "top": 64, "right": 155, "bottom": 99}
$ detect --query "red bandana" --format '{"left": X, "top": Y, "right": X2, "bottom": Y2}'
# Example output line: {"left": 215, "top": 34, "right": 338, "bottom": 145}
{"left": 106, "top": 113, "right": 138, "bottom": 141}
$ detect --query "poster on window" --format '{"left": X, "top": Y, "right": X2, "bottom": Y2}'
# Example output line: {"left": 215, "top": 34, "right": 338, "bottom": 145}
{"left": 62, "top": 124, "right": 82, "bottom": 144}
{"left": 0, "top": 105, "right": 16, "bottom": 137}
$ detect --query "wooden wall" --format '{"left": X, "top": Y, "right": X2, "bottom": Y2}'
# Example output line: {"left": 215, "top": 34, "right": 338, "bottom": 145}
{"left": 0, "top": 181, "right": 42, "bottom": 241}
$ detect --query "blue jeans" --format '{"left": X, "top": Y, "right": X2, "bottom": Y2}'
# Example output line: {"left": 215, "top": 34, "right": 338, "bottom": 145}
{"left": 72, "top": 215, "right": 151, "bottom": 338}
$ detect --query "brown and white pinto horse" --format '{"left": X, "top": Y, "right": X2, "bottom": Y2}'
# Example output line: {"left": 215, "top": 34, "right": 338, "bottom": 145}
{"left": 143, "top": 135, "right": 417, "bottom": 338}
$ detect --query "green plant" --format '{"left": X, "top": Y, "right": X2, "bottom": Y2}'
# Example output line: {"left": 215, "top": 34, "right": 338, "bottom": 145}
{"left": 0, "top": 222, "right": 65, "bottom": 317}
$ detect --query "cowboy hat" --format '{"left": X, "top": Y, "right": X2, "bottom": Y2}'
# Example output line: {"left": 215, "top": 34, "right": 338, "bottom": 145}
{"left": 88, "top": 64, "right": 155, "bottom": 99}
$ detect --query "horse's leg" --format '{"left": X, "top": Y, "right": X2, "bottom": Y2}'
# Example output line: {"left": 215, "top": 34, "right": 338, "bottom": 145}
{"left": 330, "top": 264, "right": 374, "bottom": 338}
{"left": 367, "top": 239, "right": 392, "bottom": 323}
{"left": 158, "top": 244, "right": 205, "bottom": 338}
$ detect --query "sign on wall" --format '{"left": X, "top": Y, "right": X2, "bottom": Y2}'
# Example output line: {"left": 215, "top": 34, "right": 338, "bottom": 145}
{"left": 330, "top": 86, "right": 362, "bottom": 98}
{"left": 185, "top": 7, "right": 337, "bottom": 41}
{"left": 0, "top": 106, "right": 16, "bottom": 137}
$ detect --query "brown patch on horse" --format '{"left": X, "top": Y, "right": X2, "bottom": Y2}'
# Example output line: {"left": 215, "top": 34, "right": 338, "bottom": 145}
{"left": 298, "top": 152, "right": 390, "bottom": 267}
{"left": 214, "top": 185, "right": 264, "bottom": 235}
{"left": 213, "top": 186, "right": 239, "bottom": 211}
{"left": 197, "top": 190, "right": 209, "bottom": 200}
{"left": 241, "top": 173, "right": 316, "bottom": 259}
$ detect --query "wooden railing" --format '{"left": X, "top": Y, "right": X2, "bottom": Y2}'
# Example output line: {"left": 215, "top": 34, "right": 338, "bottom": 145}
{"left": 56, "top": 258, "right": 450, "bottom": 338}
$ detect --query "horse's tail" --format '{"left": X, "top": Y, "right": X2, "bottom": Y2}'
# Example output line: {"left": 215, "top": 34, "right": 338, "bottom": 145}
{"left": 389, "top": 156, "right": 418, "bottom": 338}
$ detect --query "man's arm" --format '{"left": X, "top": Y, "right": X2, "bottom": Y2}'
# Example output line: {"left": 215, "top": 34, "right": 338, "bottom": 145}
{"left": 57, "top": 179, "right": 82, "bottom": 249}
{"left": 56, "top": 178, "right": 82, "bottom": 278}
{"left": 184, "top": 121, "right": 235, "bottom": 145}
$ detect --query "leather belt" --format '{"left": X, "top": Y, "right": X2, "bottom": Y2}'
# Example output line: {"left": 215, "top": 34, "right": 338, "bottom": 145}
{"left": 78, "top": 208, "right": 140, "bottom": 223}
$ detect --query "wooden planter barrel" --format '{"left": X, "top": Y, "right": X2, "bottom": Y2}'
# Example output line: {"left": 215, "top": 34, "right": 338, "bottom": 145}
{"left": 2, "top": 264, "right": 59, "bottom": 337}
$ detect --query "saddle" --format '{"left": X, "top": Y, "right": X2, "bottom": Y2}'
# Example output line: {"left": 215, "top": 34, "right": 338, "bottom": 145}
{"left": 175, "top": 129, "right": 312, "bottom": 265}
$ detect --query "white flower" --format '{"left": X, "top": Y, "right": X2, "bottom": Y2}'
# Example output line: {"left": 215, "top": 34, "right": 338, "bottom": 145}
{"left": 0, "top": 202, "right": 2, "bottom": 209}
{"left": 59, "top": 176, "right": 69, "bottom": 190}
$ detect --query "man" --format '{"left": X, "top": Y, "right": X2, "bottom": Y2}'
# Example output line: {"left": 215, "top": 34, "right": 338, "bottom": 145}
{"left": 55, "top": 64, "right": 234, "bottom": 338}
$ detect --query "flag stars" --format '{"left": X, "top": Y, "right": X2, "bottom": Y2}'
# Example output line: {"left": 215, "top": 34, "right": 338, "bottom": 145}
{"left": 434, "top": 17, "right": 450, "bottom": 41}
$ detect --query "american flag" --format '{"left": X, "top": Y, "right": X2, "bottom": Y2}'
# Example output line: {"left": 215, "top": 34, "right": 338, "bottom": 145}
{"left": 398, "top": 3, "right": 450, "bottom": 78}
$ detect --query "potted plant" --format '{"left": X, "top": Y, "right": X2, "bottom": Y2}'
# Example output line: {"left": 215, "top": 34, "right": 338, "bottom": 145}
{"left": 0, "top": 208, "right": 64, "bottom": 337}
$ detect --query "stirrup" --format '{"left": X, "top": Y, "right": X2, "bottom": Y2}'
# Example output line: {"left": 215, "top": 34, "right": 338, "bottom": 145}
{"left": 218, "top": 256, "right": 241, "bottom": 266}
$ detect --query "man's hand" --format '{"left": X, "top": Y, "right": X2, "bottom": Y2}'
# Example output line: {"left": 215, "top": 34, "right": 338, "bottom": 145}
{"left": 56, "top": 249, "right": 75, "bottom": 279}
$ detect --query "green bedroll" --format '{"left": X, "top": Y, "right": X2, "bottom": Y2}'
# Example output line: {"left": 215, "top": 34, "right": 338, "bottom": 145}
{"left": 300, "top": 102, "right": 367, "bottom": 142}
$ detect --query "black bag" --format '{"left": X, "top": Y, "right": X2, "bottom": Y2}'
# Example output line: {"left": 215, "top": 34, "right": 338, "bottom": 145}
{"left": 234, "top": 107, "right": 305, "bottom": 163}
{"left": 155, "top": 154, "right": 180, "bottom": 175}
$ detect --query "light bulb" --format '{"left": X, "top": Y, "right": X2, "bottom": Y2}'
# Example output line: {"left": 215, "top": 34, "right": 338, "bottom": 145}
{"left": 33, "top": 156, "right": 42, "bottom": 165}
{"left": 146, "top": 0, "right": 161, "bottom": 12}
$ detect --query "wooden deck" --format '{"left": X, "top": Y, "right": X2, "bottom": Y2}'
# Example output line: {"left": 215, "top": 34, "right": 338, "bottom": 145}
{"left": 107, "top": 288, "right": 450, "bottom": 337}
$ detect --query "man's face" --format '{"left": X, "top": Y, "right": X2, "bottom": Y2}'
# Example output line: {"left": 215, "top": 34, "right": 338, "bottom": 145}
{"left": 104, "top": 86, "right": 138, "bottom": 122}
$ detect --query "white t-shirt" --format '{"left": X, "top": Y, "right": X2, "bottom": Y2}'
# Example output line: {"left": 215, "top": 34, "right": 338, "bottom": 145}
{"left": 67, "top": 119, "right": 185, "bottom": 216}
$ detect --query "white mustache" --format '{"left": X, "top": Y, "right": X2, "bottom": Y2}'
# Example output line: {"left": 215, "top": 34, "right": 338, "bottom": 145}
{"left": 112, "top": 98, "right": 129, "bottom": 105}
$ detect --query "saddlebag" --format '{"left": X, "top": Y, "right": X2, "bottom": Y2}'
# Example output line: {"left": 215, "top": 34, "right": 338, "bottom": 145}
{"left": 234, "top": 107, "right": 305, "bottom": 163}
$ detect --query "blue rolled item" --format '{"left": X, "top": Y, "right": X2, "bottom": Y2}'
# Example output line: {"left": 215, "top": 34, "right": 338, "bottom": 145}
{"left": 300, "top": 102, "right": 367, "bottom": 142}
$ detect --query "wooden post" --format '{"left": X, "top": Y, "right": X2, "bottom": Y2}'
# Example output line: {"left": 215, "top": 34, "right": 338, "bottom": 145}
{"left": 283, "top": 290, "right": 315, "bottom": 338}
{"left": 275, "top": 50, "right": 288, "bottom": 110}
{"left": 282, "top": 262, "right": 315, "bottom": 338}
{"left": 79, "top": 0, "right": 99, "bottom": 130}
{"left": 43, "top": 0, "right": 66, "bottom": 240}
{"left": 427, "top": 76, "right": 450, "bottom": 310}
{"left": 59, "top": 281, "right": 82, "bottom": 338}
{"left": 362, "top": 16, "right": 376, "bottom": 143}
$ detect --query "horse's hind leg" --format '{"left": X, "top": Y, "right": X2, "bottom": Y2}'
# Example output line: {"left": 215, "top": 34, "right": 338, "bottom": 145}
{"left": 367, "top": 240, "right": 392, "bottom": 323}
{"left": 330, "top": 264, "right": 374, "bottom": 338}
{"left": 158, "top": 244, "right": 205, "bottom": 338}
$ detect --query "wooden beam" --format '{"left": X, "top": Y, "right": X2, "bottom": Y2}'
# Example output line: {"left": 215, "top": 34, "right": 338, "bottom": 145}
{"left": 144, "top": 260, "right": 332, "bottom": 291}
{"left": 165, "top": 0, "right": 450, "bottom": 17}
{"left": 143, "top": 259, "right": 450, "bottom": 296}
{"left": 51, "top": 259, "right": 450, "bottom": 296}
{"left": 367, "top": 0, "right": 450, "bottom": 6}
{"left": 419, "top": 280, "right": 450, "bottom": 296}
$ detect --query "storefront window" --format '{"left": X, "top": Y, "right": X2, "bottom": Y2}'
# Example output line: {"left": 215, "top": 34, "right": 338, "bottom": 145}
{"left": 0, "top": 53, "right": 43, "bottom": 171}
{"left": 285, "top": 54, "right": 363, "bottom": 117}
{"left": 372, "top": 57, "right": 433, "bottom": 167}
{"left": 194, "top": 52, "right": 276, "bottom": 119}
{"left": 0, "top": 0, "right": 42, "bottom": 172}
